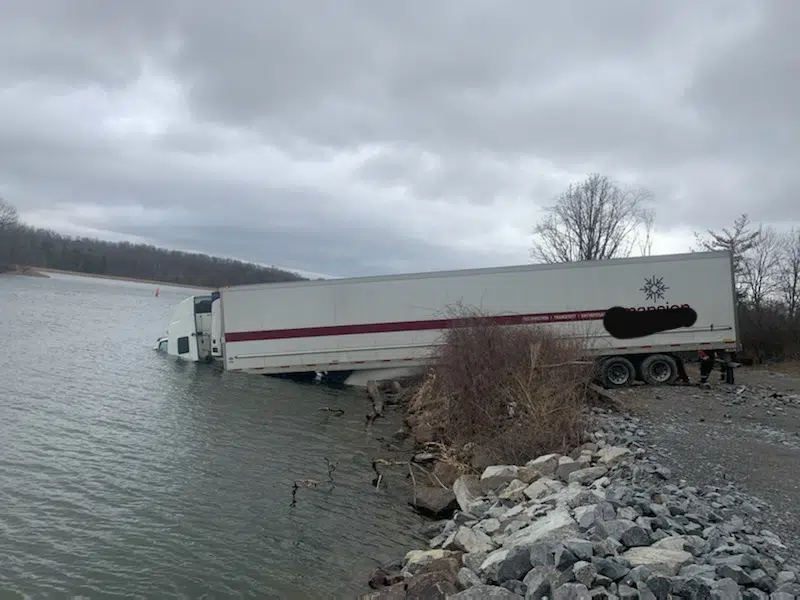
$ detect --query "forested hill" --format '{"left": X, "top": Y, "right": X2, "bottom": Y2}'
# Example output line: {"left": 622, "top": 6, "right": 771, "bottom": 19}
{"left": 0, "top": 223, "right": 307, "bottom": 288}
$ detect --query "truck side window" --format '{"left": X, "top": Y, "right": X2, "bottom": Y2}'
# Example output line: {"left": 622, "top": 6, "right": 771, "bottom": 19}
{"left": 194, "top": 297, "right": 212, "bottom": 314}
{"left": 177, "top": 336, "right": 190, "bottom": 354}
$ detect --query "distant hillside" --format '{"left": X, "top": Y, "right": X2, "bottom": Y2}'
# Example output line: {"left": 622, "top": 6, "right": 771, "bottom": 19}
{"left": 0, "top": 222, "right": 306, "bottom": 288}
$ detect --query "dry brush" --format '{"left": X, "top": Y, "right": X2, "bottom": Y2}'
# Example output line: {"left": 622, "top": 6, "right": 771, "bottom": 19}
{"left": 406, "top": 306, "right": 595, "bottom": 467}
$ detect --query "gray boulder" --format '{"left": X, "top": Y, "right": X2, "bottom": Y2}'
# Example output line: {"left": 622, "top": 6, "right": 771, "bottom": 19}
{"left": 446, "top": 583, "right": 524, "bottom": 598}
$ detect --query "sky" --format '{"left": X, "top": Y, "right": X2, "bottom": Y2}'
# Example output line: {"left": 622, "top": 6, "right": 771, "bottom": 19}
{"left": 1, "top": 1, "right": 797, "bottom": 279}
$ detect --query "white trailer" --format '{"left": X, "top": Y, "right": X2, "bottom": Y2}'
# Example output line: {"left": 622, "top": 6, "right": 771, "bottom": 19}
{"left": 155, "top": 250, "right": 739, "bottom": 388}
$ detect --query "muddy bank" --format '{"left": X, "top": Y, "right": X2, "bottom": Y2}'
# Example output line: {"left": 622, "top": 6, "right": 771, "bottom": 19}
{"left": 0, "top": 265, "right": 49, "bottom": 278}
{"left": 1, "top": 264, "right": 214, "bottom": 289}
{"left": 33, "top": 267, "right": 209, "bottom": 289}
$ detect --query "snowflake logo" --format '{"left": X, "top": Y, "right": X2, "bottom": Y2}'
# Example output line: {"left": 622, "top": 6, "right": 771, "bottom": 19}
{"left": 640, "top": 275, "right": 669, "bottom": 303}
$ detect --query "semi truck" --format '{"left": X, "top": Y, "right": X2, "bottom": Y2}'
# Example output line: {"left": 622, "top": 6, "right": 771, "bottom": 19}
{"left": 155, "top": 250, "right": 739, "bottom": 388}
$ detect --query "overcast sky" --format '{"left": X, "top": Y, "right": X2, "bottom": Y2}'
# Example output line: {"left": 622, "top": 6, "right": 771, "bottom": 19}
{"left": 1, "top": 1, "right": 797, "bottom": 278}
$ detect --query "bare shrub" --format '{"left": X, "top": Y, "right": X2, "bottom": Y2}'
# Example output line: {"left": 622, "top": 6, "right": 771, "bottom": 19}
{"left": 409, "top": 305, "right": 594, "bottom": 466}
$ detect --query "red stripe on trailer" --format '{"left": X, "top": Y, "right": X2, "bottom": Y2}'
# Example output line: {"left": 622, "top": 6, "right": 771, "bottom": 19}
{"left": 225, "top": 309, "right": 606, "bottom": 343}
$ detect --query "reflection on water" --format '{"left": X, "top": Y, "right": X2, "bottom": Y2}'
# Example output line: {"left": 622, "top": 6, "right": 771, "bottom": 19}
{"left": 0, "top": 273, "right": 423, "bottom": 598}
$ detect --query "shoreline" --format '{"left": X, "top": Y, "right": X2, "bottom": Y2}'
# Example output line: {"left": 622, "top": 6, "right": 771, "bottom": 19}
{"left": 2, "top": 266, "right": 211, "bottom": 290}
{"left": 363, "top": 374, "right": 800, "bottom": 599}
{"left": 1, "top": 265, "right": 50, "bottom": 278}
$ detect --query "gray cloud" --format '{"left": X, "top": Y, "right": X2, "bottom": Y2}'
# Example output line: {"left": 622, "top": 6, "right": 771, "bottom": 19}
{"left": 1, "top": 0, "right": 798, "bottom": 277}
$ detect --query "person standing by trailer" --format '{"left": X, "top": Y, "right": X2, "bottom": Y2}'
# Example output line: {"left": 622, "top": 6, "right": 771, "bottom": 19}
{"left": 698, "top": 349, "right": 734, "bottom": 384}
{"left": 698, "top": 349, "right": 717, "bottom": 383}
{"left": 674, "top": 354, "right": 691, "bottom": 385}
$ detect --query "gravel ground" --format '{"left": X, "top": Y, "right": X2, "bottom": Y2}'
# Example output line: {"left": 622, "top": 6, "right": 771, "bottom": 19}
{"left": 617, "top": 362, "right": 800, "bottom": 572}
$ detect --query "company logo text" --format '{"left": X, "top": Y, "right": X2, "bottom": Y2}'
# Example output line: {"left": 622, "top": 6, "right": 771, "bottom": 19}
{"left": 625, "top": 303, "right": 690, "bottom": 312}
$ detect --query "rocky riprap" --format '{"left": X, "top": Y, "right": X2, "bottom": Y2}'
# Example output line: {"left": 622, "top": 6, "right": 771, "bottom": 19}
{"left": 363, "top": 408, "right": 799, "bottom": 599}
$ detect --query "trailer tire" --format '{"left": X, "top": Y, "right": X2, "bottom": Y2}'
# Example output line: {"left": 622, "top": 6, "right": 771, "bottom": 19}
{"left": 640, "top": 354, "right": 678, "bottom": 386}
{"left": 600, "top": 356, "right": 635, "bottom": 388}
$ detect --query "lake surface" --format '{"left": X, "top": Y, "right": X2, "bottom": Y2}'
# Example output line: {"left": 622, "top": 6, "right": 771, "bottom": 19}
{"left": 0, "top": 273, "right": 424, "bottom": 599}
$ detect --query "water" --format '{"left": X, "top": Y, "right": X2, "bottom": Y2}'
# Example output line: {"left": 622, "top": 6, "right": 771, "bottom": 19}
{"left": 0, "top": 273, "right": 424, "bottom": 599}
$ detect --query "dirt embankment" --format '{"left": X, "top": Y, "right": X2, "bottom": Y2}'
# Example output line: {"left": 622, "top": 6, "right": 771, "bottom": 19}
{"left": 363, "top": 360, "right": 800, "bottom": 599}
{"left": 384, "top": 360, "right": 800, "bottom": 539}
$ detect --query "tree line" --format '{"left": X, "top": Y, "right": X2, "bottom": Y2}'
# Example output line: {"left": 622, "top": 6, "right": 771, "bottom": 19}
{"left": 530, "top": 173, "right": 800, "bottom": 363}
{"left": 0, "top": 199, "right": 305, "bottom": 288}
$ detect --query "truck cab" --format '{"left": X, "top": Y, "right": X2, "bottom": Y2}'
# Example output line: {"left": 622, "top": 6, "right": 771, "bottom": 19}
{"left": 155, "top": 294, "right": 215, "bottom": 362}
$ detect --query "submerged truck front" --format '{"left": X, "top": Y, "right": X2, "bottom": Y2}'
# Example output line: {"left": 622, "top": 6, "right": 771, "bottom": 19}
{"left": 156, "top": 293, "right": 215, "bottom": 362}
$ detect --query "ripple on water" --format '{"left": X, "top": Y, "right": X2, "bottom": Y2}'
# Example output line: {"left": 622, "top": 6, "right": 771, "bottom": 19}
{"left": 0, "top": 275, "right": 424, "bottom": 598}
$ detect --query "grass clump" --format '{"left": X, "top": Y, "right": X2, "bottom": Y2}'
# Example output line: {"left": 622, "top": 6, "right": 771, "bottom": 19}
{"left": 408, "top": 306, "right": 594, "bottom": 467}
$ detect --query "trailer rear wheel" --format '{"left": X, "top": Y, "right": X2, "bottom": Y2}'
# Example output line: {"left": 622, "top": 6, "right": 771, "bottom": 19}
{"left": 640, "top": 354, "right": 678, "bottom": 386}
{"left": 600, "top": 356, "right": 635, "bottom": 388}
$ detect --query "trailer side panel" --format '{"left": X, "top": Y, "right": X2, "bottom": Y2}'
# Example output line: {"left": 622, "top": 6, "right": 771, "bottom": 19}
{"left": 220, "top": 251, "right": 737, "bottom": 374}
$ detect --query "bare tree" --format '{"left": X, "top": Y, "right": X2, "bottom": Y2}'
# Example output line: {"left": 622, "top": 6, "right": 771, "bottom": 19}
{"left": 530, "top": 173, "right": 655, "bottom": 263}
{"left": 637, "top": 207, "right": 656, "bottom": 257}
{"left": 741, "top": 226, "right": 783, "bottom": 313}
{"left": 778, "top": 227, "right": 800, "bottom": 320}
{"left": 0, "top": 197, "right": 18, "bottom": 230}
{"left": 693, "top": 213, "right": 761, "bottom": 299}
{"left": 696, "top": 218, "right": 800, "bottom": 361}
